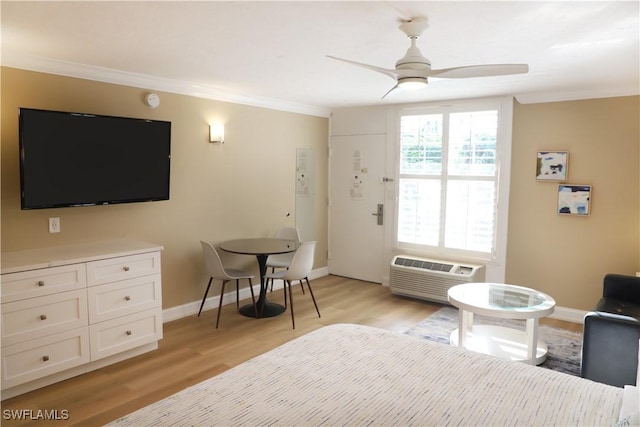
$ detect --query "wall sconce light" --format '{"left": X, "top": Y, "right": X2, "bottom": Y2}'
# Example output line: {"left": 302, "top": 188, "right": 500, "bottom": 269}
{"left": 209, "top": 123, "right": 225, "bottom": 144}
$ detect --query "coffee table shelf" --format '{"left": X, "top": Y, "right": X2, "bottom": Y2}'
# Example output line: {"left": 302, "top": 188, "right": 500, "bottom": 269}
{"left": 449, "top": 325, "right": 549, "bottom": 365}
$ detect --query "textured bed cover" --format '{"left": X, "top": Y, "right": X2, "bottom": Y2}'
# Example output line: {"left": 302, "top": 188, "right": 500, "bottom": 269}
{"left": 108, "top": 323, "right": 622, "bottom": 426}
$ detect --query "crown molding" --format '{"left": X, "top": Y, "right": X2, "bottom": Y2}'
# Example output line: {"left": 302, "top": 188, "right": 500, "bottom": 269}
{"left": 1, "top": 51, "right": 332, "bottom": 118}
{"left": 516, "top": 87, "right": 640, "bottom": 104}
{"left": 4, "top": 51, "right": 636, "bottom": 114}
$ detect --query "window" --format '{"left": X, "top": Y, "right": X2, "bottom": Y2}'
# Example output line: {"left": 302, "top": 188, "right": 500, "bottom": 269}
{"left": 397, "top": 103, "right": 507, "bottom": 261}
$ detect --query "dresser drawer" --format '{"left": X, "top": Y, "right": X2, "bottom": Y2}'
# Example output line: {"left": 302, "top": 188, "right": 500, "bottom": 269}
{"left": 89, "top": 308, "right": 162, "bottom": 361}
{"left": 1, "top": 289, "right": 88, "bottom": 346}
{"left": 86, "top": 252, "right": 161, "bottom": 286}
{"left": 1, "top": 264, "right": 86, "bottom": 303}
{"left": 88, "top": 274, "right": 162, "bottom": 323}
{"left": 1, "top": 327, "right": 90, "bottom": 389}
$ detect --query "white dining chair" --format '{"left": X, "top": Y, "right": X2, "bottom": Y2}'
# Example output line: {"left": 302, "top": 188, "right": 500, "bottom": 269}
{"left": 264, "top": 241, "right": 320, "bottom": 329}
{"left": 267, "top": 227, "right": 302, "bottom": 292}
{"left": 199, "top": 241, "right": 257, "bottom": 328}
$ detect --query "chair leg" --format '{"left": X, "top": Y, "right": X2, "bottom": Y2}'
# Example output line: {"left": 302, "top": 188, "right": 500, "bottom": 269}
{"left": 198, "top": 277, "right": 213, "bottom": 317}
{"left": 299, "top": 279, "right": 306, "bottom": 294}
{"left": 269, "top": 267, "right": 275, "bottom": 291}
{"left": 236, "top": 279, "right": 240, "bottom": 309}
{"left": 248, "top": 278, "right": 258, "bottom": 317}
{"left": 288, "top": 280, "right": 295, "bottom": 329}
{"left": 283, "top": 279, "right": 288, "bottom": 309}
{"left": 216, "top": 280, "right": 229, "bottom": 329}
{"left": 305, "top": 277, "right": 321, "bottom": 318}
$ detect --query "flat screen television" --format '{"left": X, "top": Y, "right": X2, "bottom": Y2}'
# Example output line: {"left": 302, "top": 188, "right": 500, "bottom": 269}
{"left": 19, "top": 108, "right": 171, "bottom": 210}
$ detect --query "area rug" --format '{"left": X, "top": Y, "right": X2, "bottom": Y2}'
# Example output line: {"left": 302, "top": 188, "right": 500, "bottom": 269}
{"left": 404, "top": 305, "right": 582, "bottom": 376}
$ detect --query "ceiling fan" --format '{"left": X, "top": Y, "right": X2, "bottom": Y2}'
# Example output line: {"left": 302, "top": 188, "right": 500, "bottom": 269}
{"left": 327, "top": 17, "right": 529, "bottom": 99}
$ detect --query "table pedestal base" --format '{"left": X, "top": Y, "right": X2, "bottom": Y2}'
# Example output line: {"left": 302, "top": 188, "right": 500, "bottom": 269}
{"left": 239, "top": 301, "right": 285, "bottom": 318}
{"left": 450, "top": 325, "right": 548, "bottom": 365}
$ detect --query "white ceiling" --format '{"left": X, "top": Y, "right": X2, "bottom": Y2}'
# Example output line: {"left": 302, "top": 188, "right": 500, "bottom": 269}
{"left": 2, "top": 1, "right": 639, "bottom": 117}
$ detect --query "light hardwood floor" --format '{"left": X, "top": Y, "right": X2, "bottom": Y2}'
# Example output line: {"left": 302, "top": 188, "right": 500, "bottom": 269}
{"left": 1, "top": 275, "right": 583, "bottom": 426}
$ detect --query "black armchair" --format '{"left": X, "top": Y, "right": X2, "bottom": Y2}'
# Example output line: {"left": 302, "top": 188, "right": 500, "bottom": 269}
{"left": 581, "top": 274, "right": 640, "bottom": 387}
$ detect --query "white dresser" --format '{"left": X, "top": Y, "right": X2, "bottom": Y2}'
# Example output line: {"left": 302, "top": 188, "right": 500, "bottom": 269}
{"left": 1, "top": 239, "right": 163, "bottom": 399}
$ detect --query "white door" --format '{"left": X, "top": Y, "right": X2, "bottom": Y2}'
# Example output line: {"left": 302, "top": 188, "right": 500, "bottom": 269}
{"left": 329, "top": 134, "right": 386, "bottom": 283}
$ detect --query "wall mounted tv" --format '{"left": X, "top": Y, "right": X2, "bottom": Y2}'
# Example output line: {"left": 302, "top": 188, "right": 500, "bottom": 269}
{"left": 19, "top": 108, "right": 171, "bottom": 210}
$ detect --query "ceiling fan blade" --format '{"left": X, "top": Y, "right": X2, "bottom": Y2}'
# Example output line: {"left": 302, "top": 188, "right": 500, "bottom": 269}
{"left": 326, "top": 55, "right": 398, "bottom": 80}
{"left": 381, "top": 84, "right": 402, "bottom": 100}
{"left": 428, "top": 64, "right": 529, "bottom": 79}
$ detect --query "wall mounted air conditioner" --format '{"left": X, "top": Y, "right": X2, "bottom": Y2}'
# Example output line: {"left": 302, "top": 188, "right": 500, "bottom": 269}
{"left": 389, "top": 255, "right": 485, "bottom": 304}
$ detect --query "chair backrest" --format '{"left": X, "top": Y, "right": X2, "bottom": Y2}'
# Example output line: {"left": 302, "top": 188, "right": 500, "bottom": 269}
{"left": 281, "top": 241, "right": 316, "bottom": 281}
{"left": 603, "top": 274, "right": 640, "bottom": 302}
{"left": 200, "top": 241, "right": 231, "bottom": 280}
{"left": 274, "top": 227, "right": 301, "bottom": 242}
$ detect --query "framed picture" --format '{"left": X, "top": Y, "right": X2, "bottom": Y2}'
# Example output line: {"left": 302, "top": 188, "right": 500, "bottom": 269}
{"left": 557, "top": 184, "right": 591, "bottom": 216}
{"left": 536, "top": 151, "right": 568, "bottom": 181}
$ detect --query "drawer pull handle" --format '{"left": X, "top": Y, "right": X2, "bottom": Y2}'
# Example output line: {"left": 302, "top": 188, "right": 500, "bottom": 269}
{"left": 124, "top": 296, "right": 131, "bottom": 301}
{"left": 125, "top": 330, "right": 132, "bottom": 336}
{"left": 40, "top": 314, "right": 47, "bottom": 320}
{"left": 123, "top": 266, "right": 130, "bottom": 272}
{"left": 37, "top": 280, "right": 45, "bottom": 287}
{"left": 42, "top": 355, "right": 50, "bottom": 362}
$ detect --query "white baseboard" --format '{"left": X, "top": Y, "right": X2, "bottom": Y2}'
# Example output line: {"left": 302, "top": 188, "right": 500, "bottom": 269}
{"left": 163, "top": 267, "right": 329, "bottom": 323}
{"left": 548, "top": 306, "right": 587, "bottom": 324}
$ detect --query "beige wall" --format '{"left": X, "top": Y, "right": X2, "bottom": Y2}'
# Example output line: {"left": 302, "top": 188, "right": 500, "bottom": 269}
{"left": 1, "top": 67, "right": 329, "bottom": 309}
{"left": 3, "top": 67, "right": 638, "bottom": 313}
{"left": 507, "top": 96, "right": 640, "bottom": 310}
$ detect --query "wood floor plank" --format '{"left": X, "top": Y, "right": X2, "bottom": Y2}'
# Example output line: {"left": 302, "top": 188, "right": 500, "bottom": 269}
{"left": 0, "top": 276, "right": 582, "bottom": 426}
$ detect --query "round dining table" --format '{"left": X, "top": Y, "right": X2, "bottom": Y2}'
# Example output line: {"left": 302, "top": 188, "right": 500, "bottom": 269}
{"left": 220, "top": 238, "right": 298, "bottom": 318}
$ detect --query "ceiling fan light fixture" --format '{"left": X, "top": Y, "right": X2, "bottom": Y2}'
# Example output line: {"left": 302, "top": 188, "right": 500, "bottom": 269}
{"left": 397, "top": 77, "right": 428, "bottom": 89}
{"left": 328, "top": 16, "right": 529, "bottom": 97}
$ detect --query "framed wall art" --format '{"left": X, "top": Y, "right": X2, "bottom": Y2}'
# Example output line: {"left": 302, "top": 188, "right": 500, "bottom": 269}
{"left": 557, "top": 184, "right": 591, "bottom": 216}
{"left": 536, "top": 151, "right": 568, "bottom": 181}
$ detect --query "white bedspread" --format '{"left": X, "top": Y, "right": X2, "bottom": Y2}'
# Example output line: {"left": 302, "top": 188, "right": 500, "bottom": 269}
{"left": 108, "top": 323, "right": 622, "bottom": 426}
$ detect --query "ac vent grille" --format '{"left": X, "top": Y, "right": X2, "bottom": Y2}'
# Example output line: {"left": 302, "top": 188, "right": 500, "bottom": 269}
{"left": 389, "top": 255, "right": 485, "bottom": 304}
{"left": 394, "top": 257, "right": 454, "bottom": 272}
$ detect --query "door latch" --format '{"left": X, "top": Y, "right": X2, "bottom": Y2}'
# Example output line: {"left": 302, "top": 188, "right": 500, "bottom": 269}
{"left": 371, "top": 203, "right": 384, "bottom": 225}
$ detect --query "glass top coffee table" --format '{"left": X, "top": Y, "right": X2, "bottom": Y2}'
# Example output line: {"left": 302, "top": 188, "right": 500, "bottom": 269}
{"left": 447, "top": 282, "right": 556, "bottom": 365}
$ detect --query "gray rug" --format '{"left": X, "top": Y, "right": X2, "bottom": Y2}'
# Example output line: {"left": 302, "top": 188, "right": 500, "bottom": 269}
{"left": 404, "top": 305, "right": 582, "bottom": 376}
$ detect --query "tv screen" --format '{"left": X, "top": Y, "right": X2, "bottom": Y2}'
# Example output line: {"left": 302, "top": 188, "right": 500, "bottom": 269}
{"left": 19, "top": 108, "right": 171, "bottom": 210}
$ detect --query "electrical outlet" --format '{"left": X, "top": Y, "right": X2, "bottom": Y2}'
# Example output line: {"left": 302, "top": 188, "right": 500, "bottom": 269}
{"left": 49, "top": 217, "right": 60, "bottom": 233}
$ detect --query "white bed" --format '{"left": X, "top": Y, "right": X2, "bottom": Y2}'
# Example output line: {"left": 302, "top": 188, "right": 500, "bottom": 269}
{"left": 109, "top": 323, "right": 624, "bottom": 426}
